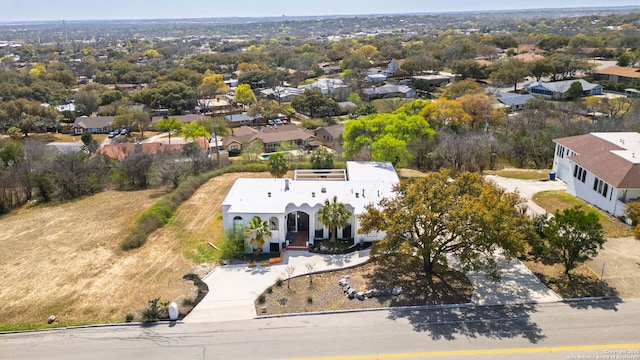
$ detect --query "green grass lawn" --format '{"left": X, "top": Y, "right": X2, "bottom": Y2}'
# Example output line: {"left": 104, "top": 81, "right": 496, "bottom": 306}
{"left": 533, "top": 190, "right": 633, "bottom": 238}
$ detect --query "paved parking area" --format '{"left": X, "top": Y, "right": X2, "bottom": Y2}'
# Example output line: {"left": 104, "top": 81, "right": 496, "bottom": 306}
{"left": 485, "top": 175, "right": 567, "bottom": 216}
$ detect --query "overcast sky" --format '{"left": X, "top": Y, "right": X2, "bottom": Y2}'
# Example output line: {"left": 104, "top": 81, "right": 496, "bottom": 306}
{"left": 1, "top": 0, "right": 638, "bottom": 22}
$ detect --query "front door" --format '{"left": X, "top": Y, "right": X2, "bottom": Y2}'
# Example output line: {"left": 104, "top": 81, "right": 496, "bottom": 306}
{"left": 286, "top": 211, "right": 310, "bottom": 232}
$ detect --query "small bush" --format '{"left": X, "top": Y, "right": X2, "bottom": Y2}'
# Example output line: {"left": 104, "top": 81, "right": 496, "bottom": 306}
{"left": 141, "top": 298, "right": 162, "bottom": 324}
{"left": 276, "top": 279, "right": 284, "bottom": 287}
{"left": 306, "top": 296, "right": 313, "bottom": 304}
{"left": 182, "top": 298, "right": 194, "bottom": 307}
{"left": 267, "top": 287, "right": 273, "bottom": 294}
{"left": 257, "top": 294, "right": 266, "bottom": 304}
{"left": 125, "top": 313, "right": 134, "bottom": 323}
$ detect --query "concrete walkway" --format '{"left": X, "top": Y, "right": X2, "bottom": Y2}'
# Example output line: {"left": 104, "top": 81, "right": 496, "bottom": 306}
{"left": 447, "top": 251, "right": 561, "bottom": 306}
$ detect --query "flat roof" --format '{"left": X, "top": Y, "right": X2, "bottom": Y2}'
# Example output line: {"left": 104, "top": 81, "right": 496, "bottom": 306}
{"left": 592, "top": 132, "right": 640, "bottom": 165}
{"left": 222, "top": 161, "right": 399, "bottom": 215}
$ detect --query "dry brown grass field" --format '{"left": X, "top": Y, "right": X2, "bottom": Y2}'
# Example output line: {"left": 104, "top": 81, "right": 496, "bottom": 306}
{"left": 0, "top": 171, "right": 279, "bottom": 330}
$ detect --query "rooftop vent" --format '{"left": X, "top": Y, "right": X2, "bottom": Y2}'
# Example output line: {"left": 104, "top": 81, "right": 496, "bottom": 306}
{"left": 321, "top": 187, "right": 326, "bottom": 193}
{"left": 312, "top": 192, "right": 315, "bottom": 197}
{"left": 285, "top": 179, "right": 290, "bottom": 191}
{"left": 268, "top": 192, "right": 271, "bottom": 197}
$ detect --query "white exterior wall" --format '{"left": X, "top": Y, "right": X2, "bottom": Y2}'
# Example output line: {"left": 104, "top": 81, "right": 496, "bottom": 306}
{"left": 223, "top": 205, "right": 367, "bottom": 253}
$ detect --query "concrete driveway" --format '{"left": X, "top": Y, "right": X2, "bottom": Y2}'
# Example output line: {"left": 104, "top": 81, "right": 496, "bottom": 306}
{"left": 485, "top": 174, "right": 567, "bottom": 216}
{"left": 184, "top": 250, "right": 371, "bottom": 323}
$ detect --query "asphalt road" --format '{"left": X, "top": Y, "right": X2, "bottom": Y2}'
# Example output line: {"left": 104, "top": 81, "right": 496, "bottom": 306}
{"left": 2, "top": 299, "right": 640, "bottom": 360}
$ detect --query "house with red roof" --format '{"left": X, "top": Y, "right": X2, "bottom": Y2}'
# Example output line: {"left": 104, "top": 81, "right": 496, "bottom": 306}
{"left": 552, "top": 132, "right": 640, "bottom": 218}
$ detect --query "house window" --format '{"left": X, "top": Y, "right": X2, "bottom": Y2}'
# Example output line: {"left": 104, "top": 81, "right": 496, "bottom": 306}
{"left": 269, "top": 217, "right": 279, "bottom": 230}
{"left": 233, "top": 216, "right": 244, "bottom": 234}
{"left": 593, "top": 177, "right": 610, "bottom": 197}
{"left": 573, "top": 165, "right": 587, "bottom": 183}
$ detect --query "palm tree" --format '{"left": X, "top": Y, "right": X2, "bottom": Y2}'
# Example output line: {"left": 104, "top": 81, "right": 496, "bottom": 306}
{"left": 244, "top": 216, "right": 272, "bottom": 252}
{"left": 318, "top": 196, "right": 352, "bottom": 242}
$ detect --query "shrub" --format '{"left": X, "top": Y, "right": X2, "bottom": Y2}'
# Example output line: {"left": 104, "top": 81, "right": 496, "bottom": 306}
{"left": 625, "top": 200, "right": 640, "bottom": 226}
{"left": 125, "top": 313, "right": 134, "bottom": 323}
{"left": 635, "top": 224, "right": 640, "bottom": 239}
{"left": 306, "top": 296, "right": 313, "bottom": 304}
{"left": 121, "top": 162, "right": 284, "bottom": 251}
{"left": 267, "top": 287, "right": 273, "bottom": 294}
{"left": 141, "top": 298, "right": 162, "bottom": 324}
{"left": 276, "top": 279, "right": 284, "bottom": 287}
{"left": 220, "top": 229, "right": 247, "bottom": 259}
{"left": 182, "top": 298, "right": 194, "bottom": 307}
{"left": 257, "top": 294, "right": 266, "bottom": 304}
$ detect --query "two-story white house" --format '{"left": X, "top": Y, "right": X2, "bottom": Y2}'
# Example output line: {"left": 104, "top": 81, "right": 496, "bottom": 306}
{"left": 552, "top": 132, "right": 640, "bottom": 219}
{"left": 221, "top": 162, "right": 399, "bottom": 253}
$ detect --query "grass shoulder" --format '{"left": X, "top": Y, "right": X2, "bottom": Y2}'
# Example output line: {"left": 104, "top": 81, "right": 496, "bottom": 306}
{"left": 484, "top": 168, "right": 551, "bottom": 180}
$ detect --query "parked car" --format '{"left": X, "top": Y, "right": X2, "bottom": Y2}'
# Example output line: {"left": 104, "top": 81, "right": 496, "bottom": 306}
{"left": 120, "top": 129, "right": 127, "bottom": 136}
{"left": 108, "top": 131, "right": 116, "bottom": 138}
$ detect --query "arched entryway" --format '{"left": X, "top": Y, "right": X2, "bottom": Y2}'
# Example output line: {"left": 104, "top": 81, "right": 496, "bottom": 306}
{"left": 287, "top": 211, "right": 309, "bottom": 232}
{"left": 286, "top": 211, "right": 310, "bottom": 246}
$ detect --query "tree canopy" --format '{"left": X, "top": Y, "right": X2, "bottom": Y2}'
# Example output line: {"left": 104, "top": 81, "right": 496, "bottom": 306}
{"left": 318, "top": 196, "right": 352, "bottom": 242}
{"left": 267, "top": 152, "right": 288, "bottom": 178}
{"left": 343, "top": 111, "right": 434, "bottom": 167}
{"left": 359, "top": 170, "right": 529, "bottom": 280}
{"left": 537, "top": 206, "right": 605, "bottom": 274}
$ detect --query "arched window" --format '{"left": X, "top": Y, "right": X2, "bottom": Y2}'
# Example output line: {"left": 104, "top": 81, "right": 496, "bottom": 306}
{"left": 233, "top": 216, "right": 244, "bottom": 234}
{"left": 269, "top": 217, "right": 279, "bottom": 230}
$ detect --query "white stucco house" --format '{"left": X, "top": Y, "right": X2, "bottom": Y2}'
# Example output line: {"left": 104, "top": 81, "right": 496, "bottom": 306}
{"left": 552, "top": 132, "right": 640, "bottom": 218}
{"left": 221, "top": 162, "right": 400, "bottom": 253}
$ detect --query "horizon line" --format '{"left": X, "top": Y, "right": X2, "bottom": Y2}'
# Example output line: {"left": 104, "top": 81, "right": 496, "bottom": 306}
{"left": 1, "top": 5, "right": 639, "bottom": 24}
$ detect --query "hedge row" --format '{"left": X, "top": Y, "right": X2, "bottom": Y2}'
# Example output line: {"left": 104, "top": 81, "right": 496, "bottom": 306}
{"left": 120, "top": 163, "right": 270, "bottom": 250}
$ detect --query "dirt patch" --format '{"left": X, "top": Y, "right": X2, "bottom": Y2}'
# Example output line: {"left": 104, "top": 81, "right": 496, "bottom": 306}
{"left": 256, "top": 261, "right": 473, "bottom": 315}
{"left": 586, "top": 237, "right": 640, "bottom": 299}
{"left": 0, "top": 171, "right": 281, "bottom": 329}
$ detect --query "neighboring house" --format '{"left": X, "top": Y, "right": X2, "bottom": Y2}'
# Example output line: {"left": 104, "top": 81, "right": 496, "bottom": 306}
{"left": 149, "top": 114, "right": 210, "bottom": 130}
{"left": 305, "top": 78, "right": 349, "bottom": 101}
{"left": 221, "top": 161, "right": 400, "bottom": 252}
{"left": 337, "top": 101, "right": 357, "bottom": 115}
{"left": 513, "top": 53, "right": 544, "bottom": 63}
{"left": 318, "top": 62, "right": 342, "bottom": 75}
{"left": 46, "top": 142, "right": 84, "bottom": 153}
{"left": 411, "top": 72, "right": 458, "bottom": 89}
{"left": 221, "top": 124, "right": 318, "bottom": 153}
{"left": 365, "top": 73, "right": 387, "bottom": 83}
{"left": 592, "top": 66, "right": 640, "bottom": 85}
{"left": 55, "top": 103, "right": 76, "bottom": 113}
{"left": 361, "top": 84, "right": 416, "bottom": 100}
{"left": 314, "top": 123, "right": 345, "bottom": 151}
{"left": 260, "top": 86, "right": 304, "bottom": 102}
{"left": 495, "top": 92, "right": 535, "bottom": 111}
{"left": 98, "top": 142, "right": 186, "bottom": 160}
{"left": 525, "top": 79, "right": 602, "bottom": 100}
{"left": 223, "top": 112, "right": 259, "bottom": 128}
{"left": 72, "top": 116, "right": 116, "bottom": 135}
{"left": 384, "top": 59, "right": 405, "bottom": 76}
{"left": 552, "top": 132, "right": 640, "bottom": 218}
